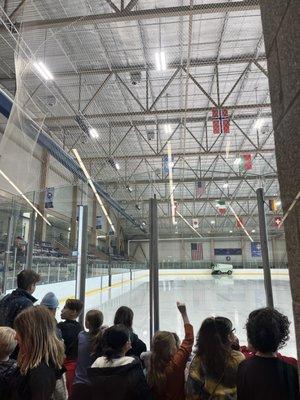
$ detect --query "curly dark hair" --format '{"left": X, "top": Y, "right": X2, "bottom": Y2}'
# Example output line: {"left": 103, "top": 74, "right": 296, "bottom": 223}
{"left": 246, "top": 308, "right": 290, "bottom": 353}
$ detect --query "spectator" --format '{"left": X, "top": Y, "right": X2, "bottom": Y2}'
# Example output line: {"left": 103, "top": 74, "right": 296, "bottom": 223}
{"left": 148, "top": 302, "right": 194, "bottom": 400}
{"left": 88, "top": 324, "right": 152, "bottom": 399}
{"left": 0, "top": 326, "right": 17, "bottom": 398}
{"left": 41, "top": 292, "right": 62, "bottom": 339}
{"left": 0, "top": 269, "right": 40, "bottom": 327}
{"left": 114, "top": 306, "right": 146, "bottom": 358}
{"left": 237, "top": 308, "right": 299, "bottom": 400}
{"left": 57, "top": 299, "right": 84, "bottom": 396}
{"left": 72, "top": 309, "right": 105, "bottom": 399}
{"left": 186, "top": 317, "right": 244, "bottom": 400}
{"left": 13, "top": 305, "right": 65, "bottom": 400}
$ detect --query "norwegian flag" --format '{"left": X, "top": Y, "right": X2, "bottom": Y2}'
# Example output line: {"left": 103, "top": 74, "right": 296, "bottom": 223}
{"left": 212, "top": 107, "right": 230, "bottom": 134}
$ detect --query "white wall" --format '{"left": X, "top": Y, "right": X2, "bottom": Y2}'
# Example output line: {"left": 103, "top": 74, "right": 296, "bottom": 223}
{"left": 130, "top": 238, "right": 287, "bottom": 265}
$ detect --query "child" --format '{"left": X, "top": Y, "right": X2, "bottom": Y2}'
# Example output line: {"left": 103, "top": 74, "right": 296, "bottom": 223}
{"left": 57, "top": 299, "right": 84, "bottom": 396}
{"left": 0, "top": 327, "right": 17, "bottom": 398}
{"left": 147, "top": 302, "right": 194, "bottom": 400}
{"left": 72, "top": 310, "right": 105, "bottom": 400}
{"left": 237, "top": 308, "right": 299, "bottom": 400}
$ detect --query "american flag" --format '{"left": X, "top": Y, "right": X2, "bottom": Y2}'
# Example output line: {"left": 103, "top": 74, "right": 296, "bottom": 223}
{"left": 196, "top": 180, "right": 205, "bottom": 198}
{"left": 191, "top": 243, "right": 203, "bottom": 260}
{"left": 212, "top": 107, "right": 230, "bottom": 134}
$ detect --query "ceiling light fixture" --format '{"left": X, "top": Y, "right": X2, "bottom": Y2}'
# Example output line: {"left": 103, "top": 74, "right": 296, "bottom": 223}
{"left": 229, "top": 230, "right": 233, "bottom": 233}
{"left": 211, "top": 220, "right": 215, "bottom": 225}
{"left": 89, "top": 127, "right": 99, "bottom": 139}
{"left": 234, "top": 157, "right": 242, "bottom": 165}
{"left": 164, "top": 124, "right": 172, "bottom": 135}
{"left": 155, "top": 51, "right": 167, "bottom": 71}
{"left": 72, "top": 149, "right": 115, "bottom": 232}
{"left": 254, "top": 118, "right": 265, "bottom": 131}
{"left": 33, "top": 61, "right": 54, "bottom": 80}
{"left": 115, "top": 162, "right": 120, "bottom": 171}
{"left": 0, "top": 169, "right": 51, "bottom": 226}
{"left": 126, "top": 185, "right": 133, "bottom": 193}
{"left": 251, "top": 229, "right": 256, "bottom": 233}
{"left": 223, "top": 183, "right": 229, "bottom": 189}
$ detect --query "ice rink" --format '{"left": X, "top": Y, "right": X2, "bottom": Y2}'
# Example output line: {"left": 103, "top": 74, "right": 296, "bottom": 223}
{"left": 34, "top": 269, "right": 296, "bottom": 358}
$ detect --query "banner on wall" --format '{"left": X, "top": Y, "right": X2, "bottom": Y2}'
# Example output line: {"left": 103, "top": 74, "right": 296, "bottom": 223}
{"left": 45, "top": 187, "right": 54, "bottom": 209}
{"left": 214, "top": 248, "right": 242, "bottom": 256}
{"left": 96, "top": 216, "right": 102, "bottom": 230}
{"left": 251, "top": 242, "right": 262, "bottom": 257}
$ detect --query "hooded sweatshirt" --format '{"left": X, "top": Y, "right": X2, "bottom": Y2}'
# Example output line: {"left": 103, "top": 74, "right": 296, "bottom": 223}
{"left": 88, "top": 356, "right": 152, "bottom": 400}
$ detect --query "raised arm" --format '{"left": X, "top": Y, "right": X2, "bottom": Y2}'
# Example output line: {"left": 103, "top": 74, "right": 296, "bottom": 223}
{"left": 172, "top": 302, "right": 194, "bottom": 368}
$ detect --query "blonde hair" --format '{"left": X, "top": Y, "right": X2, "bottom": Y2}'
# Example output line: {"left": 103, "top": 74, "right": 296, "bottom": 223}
{"left": 148, "top": 331, "right": 177, "bottom": 394}
{"left": 14, "top": 305, "right": 65, "bottom": 374}
{"left": 0, "top": 327, "right": 17, "bottom": 359}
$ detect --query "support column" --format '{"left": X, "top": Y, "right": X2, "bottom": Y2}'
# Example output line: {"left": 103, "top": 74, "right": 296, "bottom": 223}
{"left": 69, "top": 185, "right": 78, "bottom": 250}
{"left": 91, "top": 195, "right": 97, "bottom": 253}
{"left": 241, "top": 238, "right": 246, "bottom": 268}
{"left": 259, "top": 0, "right": 300, "bottom": 366}
{"left": 76, "top": 205, "right": 88, "bottom": 326}
{"left": 210, "top": 238, "right": 215, "bottom": 264}
{"left": 25, "top": 211, "right": 36, "bottom": 269}
{"left": 35, "top": 149, "right": 49, "bottom": 243}
{"left": 2, "top": 215, "right": 14, "bottom": 294}
{"left": 257, "top": 188, "right": 274, "bottom": 308}
{"left": 271, "top": 237, "right": 277, "bottom": 268}
{"left": 149, "top": 196, "right": 159, "bottom": 340}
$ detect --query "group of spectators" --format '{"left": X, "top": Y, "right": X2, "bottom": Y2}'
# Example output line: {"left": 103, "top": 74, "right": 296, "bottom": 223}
{"left": 0, "top": 269, "right": 299, "bottom": 400}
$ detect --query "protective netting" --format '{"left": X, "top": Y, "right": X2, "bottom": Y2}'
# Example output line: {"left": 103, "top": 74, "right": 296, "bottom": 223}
{"left": 0, "top": 0, "right": 280, "bottom": 238}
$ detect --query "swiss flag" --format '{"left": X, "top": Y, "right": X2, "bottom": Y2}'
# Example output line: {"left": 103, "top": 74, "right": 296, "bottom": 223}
{"left": 274, "top": 216, "right": 283, "bottom": 228}
{"left": 212, "top": 107, "right": 230, "bottom": 134}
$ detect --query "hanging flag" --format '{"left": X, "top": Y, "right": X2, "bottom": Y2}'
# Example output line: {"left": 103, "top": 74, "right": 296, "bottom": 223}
{"left": 274, "top": 216, "right": 283, "bottom": 228}
{"left": 217, "top": 200, "right": 227, "bottom": 215}
{"left": 239, "top": 154, "right": 253, "bottom": 171}
{"left": 192, "top": 218, "right": 199, "bottom": 229}
{"left": 236, "top": 216, "right": 244, "bottom": 229}
{"left": 196, "top": 180, "right": 205, "bottom": 198}
{"left": 96, "top": 216, "right": 102, "bottom": 230}
{"left": 191, "top": 243, "right": 203, "bottom": 260}
{"left": 269, "top": 199, "right": 279, "bottom": 212}
{"left": 162, "top": 154, "right": 173, "bottom": 177}
{"left": 212, "top": 107, "right": 230, "bottom": 134}
{"left": 251, "top": 242, "right": 262, "bottom": 257}
{"left": 45, "top": 187, "right": 54, "bottom": 209}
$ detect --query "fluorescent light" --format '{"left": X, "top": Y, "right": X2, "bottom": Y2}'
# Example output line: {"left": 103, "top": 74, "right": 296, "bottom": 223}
{"left": 223, "top": 183, "right": 229, "bottom": 189}
{"left": 33, "top": 61, "right": 54, "bottom": 80}
{"left": 276, "top": 200, "right": 281, "bottom": 207}
{"left": 0, "top": 169, "right": 51, "bottom": 226}
{"left": 164, "top": 124, "right": 172, "bottom": 135}
{"left": 89, "top": 128, "right": 99, "bottom": 139}
{"left": 234, "top": 157, "right": 242, "bottom": 165}
{"left": 211, "top": 220, "right": 215, "bottom": 225}
{"left": 229, "top": 230, "right": 233, "bottom": 233}
{"left": 254, "top": 118, "right": 265, "bottom": 130}
{"left": 97, "top": 235, "right": 107, "bottom": 239}
{"left": 115, "top": 162, "right": 120, "bottom": 171}
{"left": 251, "top": 229, "right": 256, "bottom": 233}
{"left": 72, "top": 149, "right": 115, "bottom": 233}
{"left": 155, "top": 51, "right": 167, "bottom": 71}
{"left": 141, "top": 221, "right": 147, "bottom": 226}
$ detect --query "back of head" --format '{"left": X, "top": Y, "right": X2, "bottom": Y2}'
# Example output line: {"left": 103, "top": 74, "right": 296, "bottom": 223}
{"left": 86, "top": 309, "right": 103, "bottom": 335}
{"left": 14, "top": 305, "right": 64, "bottom": 374}
{"left": 114, "top": 306, "right": 133, "bottom": 329}
{"left": 41, "top": 292, "right": 59, "bottom": 310}
{"left": 0, "top": 327, "right": 17, "bottom": 360}
{"left": 17, "top": 269, "right": 40, "bottom": 291}
{"left": 148, "top": 331, "right": 177, "bottom": 393}
{"left": 196, "top": 317, "right": 233, "bottom": 379}
{"left": 65, "top": 299, "right": 84, "bottom": 316}
{"left": 102, "top": 324, "right": 130, "bottom": 361}
{"left": 246, "top": 308, "right": 290, "bottom": 353}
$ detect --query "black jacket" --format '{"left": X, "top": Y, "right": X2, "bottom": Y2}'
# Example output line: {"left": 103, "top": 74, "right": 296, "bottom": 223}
{"left": 0, "top": 359, "right": 17, "bottom": 399}
{"left": 127, "top": 332, "right": 147, "bottom": 358}
{"left": 87, "top": 358, "right": 152, "bottom": 400}
{"left": 0, "top": 289, "right": 37, "bottom": 327}
{"left": 57, "top": 319, "right": 83, "bottom": 360}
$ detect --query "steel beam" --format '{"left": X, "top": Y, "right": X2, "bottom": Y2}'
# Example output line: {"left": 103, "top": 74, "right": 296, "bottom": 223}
{"left": 102, "top": 173, "right": 277, "bottom": 186}
{"left": 42, "top": 103, "right": 271, "bottom": 125}
{"left": 76, "top": 205, "right": 88, "bottom": 325}
{"left": 3, "top": 2, "right": 260, "bottom": 32}
{"left": 119, "top": 195, "right": 275, "bottom": 204}
{"left": 84, "top": 147, "right": 275, "bottom": 162}
{"left": 0, "top": 54, "right": 266, "bottom": 82}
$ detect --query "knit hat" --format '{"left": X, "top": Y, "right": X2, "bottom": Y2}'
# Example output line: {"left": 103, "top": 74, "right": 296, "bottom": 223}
{"left": 41, "top": 292, "right": 59, "bottom": 310}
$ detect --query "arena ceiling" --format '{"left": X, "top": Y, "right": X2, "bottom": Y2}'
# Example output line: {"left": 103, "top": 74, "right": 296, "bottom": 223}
{"left": 0, "top": 0, "right": 282, "bottom": 239}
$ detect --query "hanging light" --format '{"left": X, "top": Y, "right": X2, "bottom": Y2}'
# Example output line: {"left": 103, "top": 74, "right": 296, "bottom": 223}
{"left": 89, "top": 127, "right": 99, "bottom": 139}
{"left": 155, "top": 51, "right": 167, "bottom": 71}
{"left": 33, "top": 61, "right": 54, "bottom": 80}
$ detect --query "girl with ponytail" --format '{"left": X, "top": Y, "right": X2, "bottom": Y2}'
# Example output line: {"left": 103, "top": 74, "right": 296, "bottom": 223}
{"left": 88, "top": 324, "right": 151, "bottom": 399}
{"left": 186, "top": 317, "right": 244, "bottom": 400}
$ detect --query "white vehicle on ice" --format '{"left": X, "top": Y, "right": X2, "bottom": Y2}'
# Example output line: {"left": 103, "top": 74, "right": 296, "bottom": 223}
{"left": 211, "top": 263, "right": 233, "bottom": 275}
